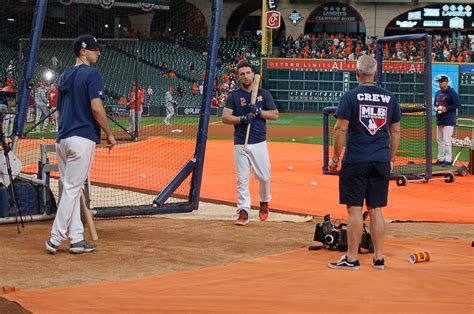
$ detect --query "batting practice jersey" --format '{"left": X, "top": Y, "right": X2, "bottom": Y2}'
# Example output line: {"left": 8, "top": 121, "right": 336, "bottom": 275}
{"left": 434, "top": 86, "right": 461, "bottom": 126}
{"left": 129, "top": 87, "right": 145, "bottom": 111}
{"left": 56, "top": 64, "right": 105, "bottom": 144}
{"left": 335, "top": 85, "right": 401, "bottom": 163}
{"left": 165, "top": 91, "right": 173, "bottom": 107}
{"left": 225, "top": 88, "right": 276, "bottom": 145}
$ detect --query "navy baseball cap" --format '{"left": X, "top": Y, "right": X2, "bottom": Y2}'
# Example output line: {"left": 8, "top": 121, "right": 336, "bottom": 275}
{"left": 436, "top": 75, "right": 448, "bottom": 82}
{"left": 73, "top": 35, "right": 104, "bottom": 55}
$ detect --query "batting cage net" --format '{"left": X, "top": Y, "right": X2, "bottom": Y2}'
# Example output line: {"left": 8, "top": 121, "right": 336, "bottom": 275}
{"left": 322, "top": 34, "right": 433, "bottom": 181}
{"left": 376, "top": 34, "right": 433, "bottom": 180}
{"left": 1, "top": 0, "right": 222, "bottom": 218}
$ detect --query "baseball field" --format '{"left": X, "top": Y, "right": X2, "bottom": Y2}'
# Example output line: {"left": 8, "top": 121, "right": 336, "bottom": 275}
{"left": 1, "top": 113, "right": 473, "bottom": 313}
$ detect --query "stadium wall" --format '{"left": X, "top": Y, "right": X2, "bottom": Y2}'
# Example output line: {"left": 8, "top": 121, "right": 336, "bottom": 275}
{"left": 261, "top": 58, "right": 474, "bottom": 115}
{"left": 185, "top": 1, "right": 473, "bottom": 39}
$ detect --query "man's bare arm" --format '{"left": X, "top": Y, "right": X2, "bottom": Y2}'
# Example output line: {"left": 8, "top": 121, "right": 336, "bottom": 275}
{"left": 91, "top": 98, "right": 116, "bottom": 148}
{"left": 332, "top": 118, "right": 349, "bottom": 161}
{"left": 222, "top": 107, "right": 242, "bottom": 125}
{"left": 328, "top": 118, "right": 349, "bottom": 170}
{"left": 389, "top": 121, "right": 401, "bottom": 164}
{"left": 260, "top": 109, "right": 279, "bottom": 121}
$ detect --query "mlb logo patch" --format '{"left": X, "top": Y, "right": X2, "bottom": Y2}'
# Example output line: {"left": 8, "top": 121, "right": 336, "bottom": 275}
{"left": 359, "top": 105, "right": 387, "bottom": 135}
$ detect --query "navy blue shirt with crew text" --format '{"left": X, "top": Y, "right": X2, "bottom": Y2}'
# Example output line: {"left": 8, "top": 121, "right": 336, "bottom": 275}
{"left": 335, "top": 85, "right": 401, "bottom": 163}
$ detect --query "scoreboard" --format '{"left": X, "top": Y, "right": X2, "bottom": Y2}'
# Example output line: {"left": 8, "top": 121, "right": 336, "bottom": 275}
{"left": 261, "top": 58, "right": 472, "bottom": 115}
{"left": 459, "top": 65, "right": 474, "bottom": 116}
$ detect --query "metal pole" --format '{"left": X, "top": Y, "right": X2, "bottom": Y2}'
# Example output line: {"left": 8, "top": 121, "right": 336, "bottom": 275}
{"left": 12, "top": 0, "right": 48, "bottom": 153}
{"left": 189, "top": 0, "right": 222, "bottom": 209}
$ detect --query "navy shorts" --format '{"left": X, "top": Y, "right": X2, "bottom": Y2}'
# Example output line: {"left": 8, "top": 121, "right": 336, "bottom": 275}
{"left": 339, "top": 161, "right": 391, "bottom": 208}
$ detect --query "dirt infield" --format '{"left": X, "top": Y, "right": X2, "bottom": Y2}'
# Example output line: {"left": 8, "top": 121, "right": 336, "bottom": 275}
{"left": 0, "top": 216, "right": 472, "bottom": 291}
{"left": 0, "top": 213, "right": 473, "bottom": 312}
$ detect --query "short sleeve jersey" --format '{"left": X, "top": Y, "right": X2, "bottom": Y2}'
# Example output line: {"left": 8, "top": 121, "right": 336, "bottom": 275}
{"left": 225, "top": 88, "right": 277, "bottom": 145}
{"left": 335, "top": 85, "right": 401, "bottom": 163}
{"left": 56, "top": 65, "right": 105, "bottom": 144}
{"left": 434, "top": 86, "right": 461, "bottom": 126}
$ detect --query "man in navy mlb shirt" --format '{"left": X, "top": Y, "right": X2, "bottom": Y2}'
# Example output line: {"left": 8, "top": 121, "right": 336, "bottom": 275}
{"left": 328, "top": 55, "right": 401, "bottom": 270}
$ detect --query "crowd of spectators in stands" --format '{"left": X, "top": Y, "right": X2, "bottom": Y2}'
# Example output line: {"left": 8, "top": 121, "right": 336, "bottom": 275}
{"left": 278, "top": 32, "right": 473, "bottom": 62}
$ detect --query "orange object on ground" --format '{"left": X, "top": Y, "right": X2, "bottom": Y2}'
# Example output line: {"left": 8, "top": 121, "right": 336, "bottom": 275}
{"left": 5, "top": 238, "right": 473, "bottom": 313}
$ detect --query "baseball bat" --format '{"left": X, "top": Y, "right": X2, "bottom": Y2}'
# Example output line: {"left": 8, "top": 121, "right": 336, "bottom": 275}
{"left": 80, "top": 189, "right": 98, "bottom": 241}
{"left": 243, "top": 74, "right": 261, "bottom": 152}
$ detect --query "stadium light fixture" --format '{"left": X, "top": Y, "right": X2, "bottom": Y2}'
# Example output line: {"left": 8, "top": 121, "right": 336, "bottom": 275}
{"left": 59, "top": 21, "right": 66, "bottom": 25}
{"left": 43, "top": 70, "right": 54, "bottom": 82}
{"left": 105, "top": 24, "right": 109, "bottom": 28}
{"left": 7, "top": 18, "right": 15, "bottom": 22}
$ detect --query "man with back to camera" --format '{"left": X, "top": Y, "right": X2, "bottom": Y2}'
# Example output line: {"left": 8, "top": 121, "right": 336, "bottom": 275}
{"left": 328, "top": 55, "right": 401, "bottom": 270}
{"left": 433, "top": 75, "right": 461, "bottom": 166}
{"left": 45, "top": 34, "right": 116, "bottom": 254}
{"left": 222, "top": 60, "right": 279, "bottom": 225}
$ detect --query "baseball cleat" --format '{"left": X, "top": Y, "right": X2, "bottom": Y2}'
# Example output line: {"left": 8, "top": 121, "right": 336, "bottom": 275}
{"left": 259, "top": 202, "right": 269, "bottom": 221}
{"left": 235, "top": 210, "right": 249, "bottom": 226}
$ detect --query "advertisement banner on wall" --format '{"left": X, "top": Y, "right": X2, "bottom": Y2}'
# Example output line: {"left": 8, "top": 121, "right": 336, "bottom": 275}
{"left": 432, "top": 64, "right": 459, "bottom": 113}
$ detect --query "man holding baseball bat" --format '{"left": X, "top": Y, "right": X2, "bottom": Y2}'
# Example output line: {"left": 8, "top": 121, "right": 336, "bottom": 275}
{"left": 327, "top": 55, "right": 401, "bottom": 270}
{"left": 45, "top": 35, "right": 116, "bottom": 254}
{"left": 222, "top": 61, "right": 279, "bottom": 225}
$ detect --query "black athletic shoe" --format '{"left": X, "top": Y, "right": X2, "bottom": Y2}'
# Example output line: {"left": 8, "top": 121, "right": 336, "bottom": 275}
{"left": 443, "top": 161, "right": 452, "bottom": 166}
{"left": 433, "top": 160, "right": 444, "bottom": 165}
{"left": 372, "top": 257, "right": 385, "bottom": 270}
{"left": 328, "top": 254, "right": 360, "bottom": 270}
{"left": 70, "top": 240, "right": 96, "bottom": 254}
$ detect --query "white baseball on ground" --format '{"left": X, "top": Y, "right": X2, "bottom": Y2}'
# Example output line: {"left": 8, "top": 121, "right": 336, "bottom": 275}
{"left": 139, "top": 173, "right": 146, "bottom": 178}
{"left": 288, "top": 166, "right": 293, "bottom": 170}
{"left": 311, "top": 181, "right": 317, "bottom": 186}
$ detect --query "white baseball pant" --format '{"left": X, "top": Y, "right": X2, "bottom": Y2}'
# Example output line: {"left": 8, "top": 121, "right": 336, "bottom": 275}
{"left": 50, "top": 136, "right": 95, "bottom": 246}
{"left": 233, "top": 140, "right": 271, "bottom": 213}
{"left": 35, "top": 105, "right": 50, "bottom": 131}
{"left": 128, "top": 109, "right": 143, "bottom": 131}
{"left": 164, "top": 105, "right": 174, "bottom": 125}
{"left": 436, "top": 125, "right": 454, "bottom": 163}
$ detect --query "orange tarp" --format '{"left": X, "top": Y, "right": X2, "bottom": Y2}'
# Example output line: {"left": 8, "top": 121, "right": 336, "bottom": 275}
{"left": 5, "top": 237, "right": 473, "bottom": 313}
{"left": 202, "top": 141, "right": 474, "bottom": 223}
{"left": 20, "top": 139, "right": 474, "bottom": 223}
